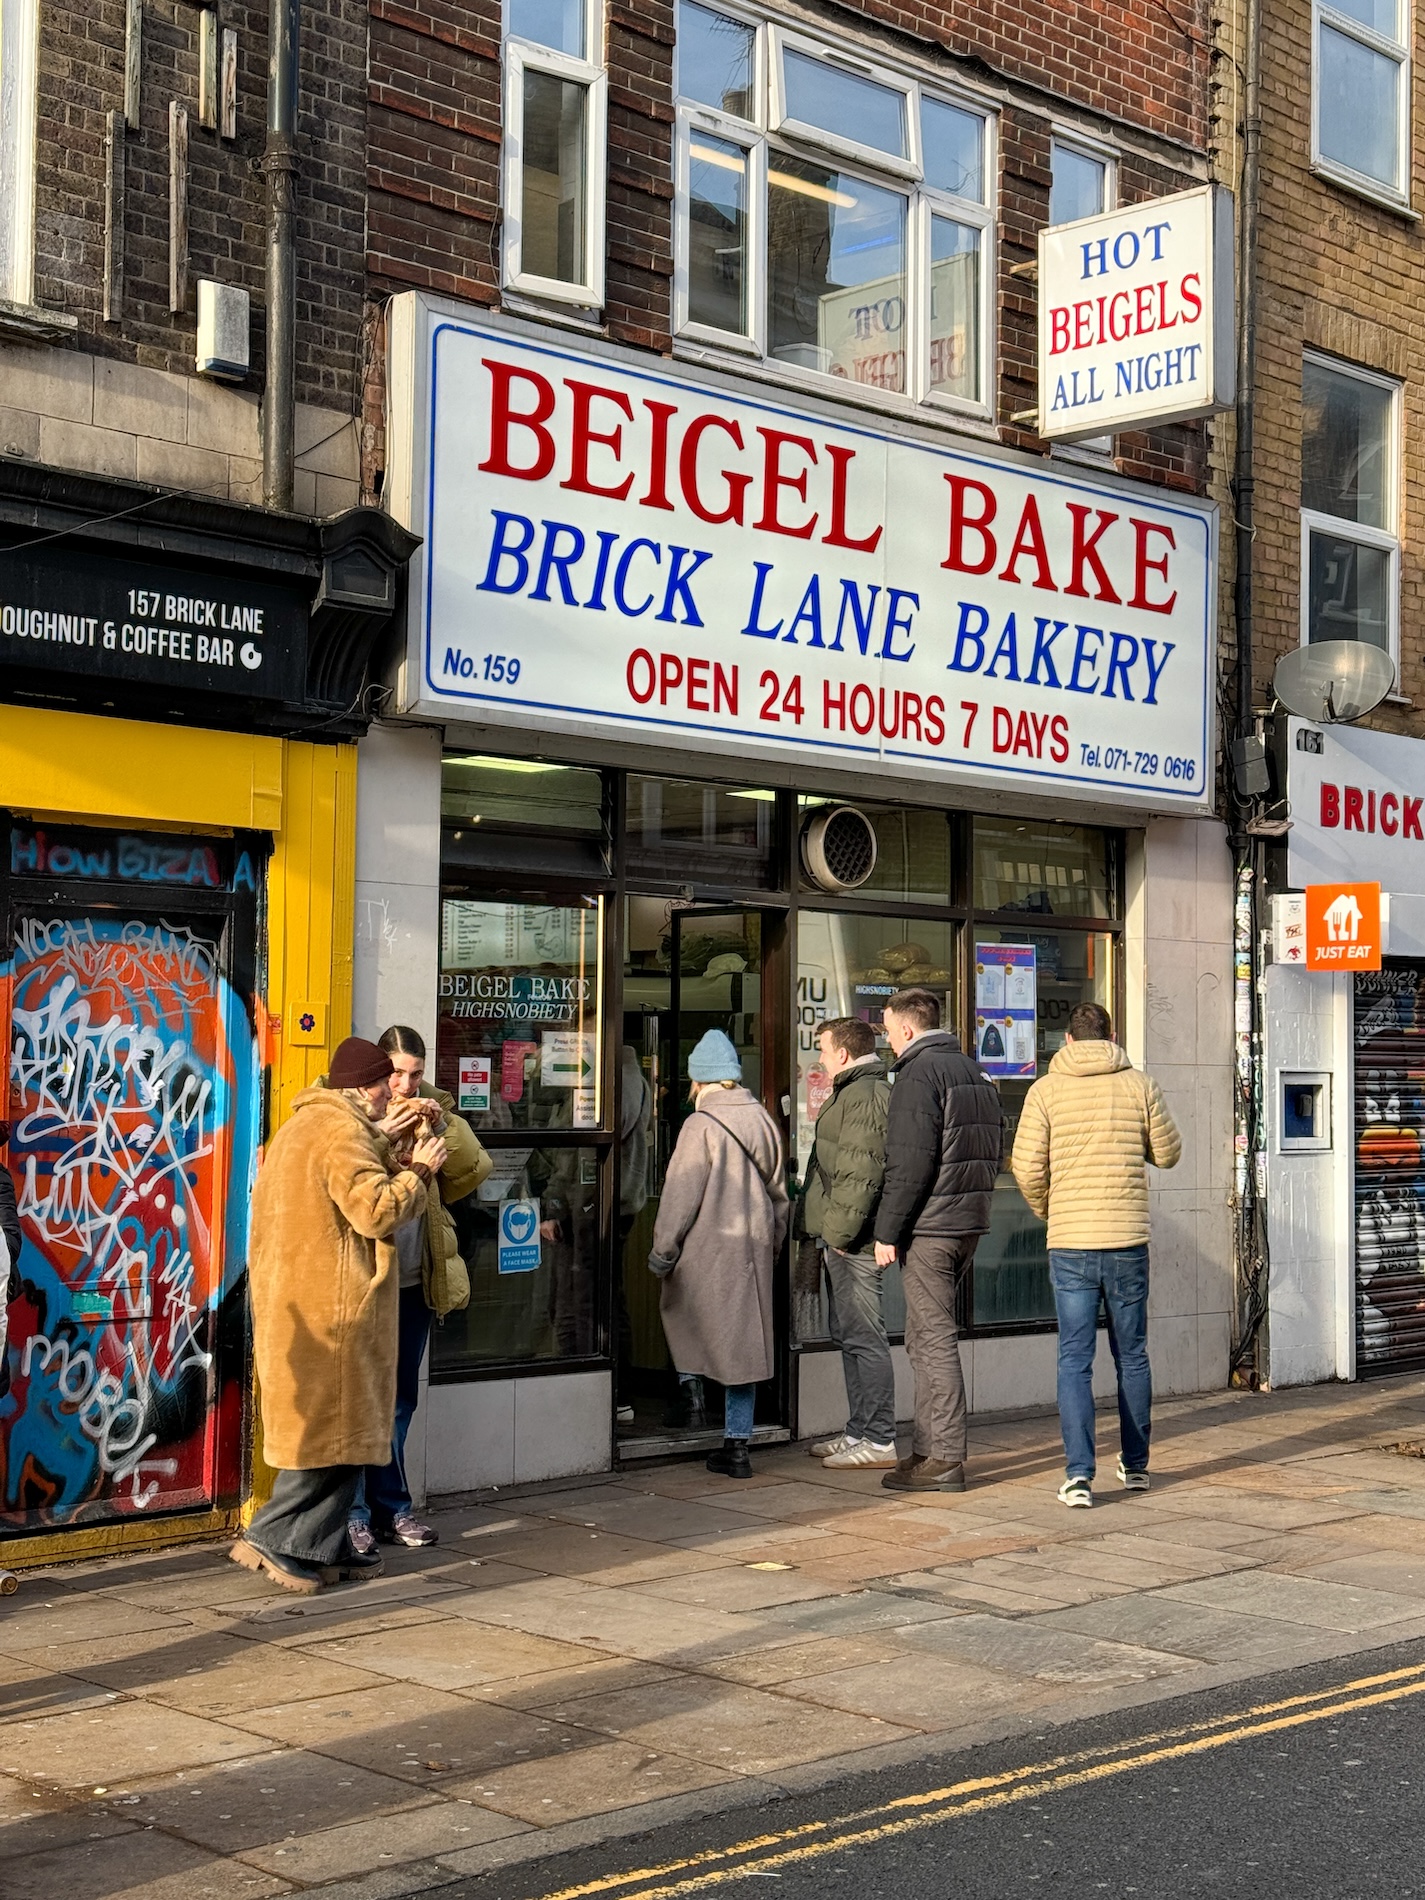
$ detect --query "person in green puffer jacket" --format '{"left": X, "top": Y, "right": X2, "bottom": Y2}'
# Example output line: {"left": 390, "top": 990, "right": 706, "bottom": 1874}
{"left": 801, "top": 1018, "right": 898, "bottom": 1471}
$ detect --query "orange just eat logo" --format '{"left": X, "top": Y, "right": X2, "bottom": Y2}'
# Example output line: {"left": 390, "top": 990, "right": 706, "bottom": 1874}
{"left": 1304, "top": 882, "right": 1382, "bottom": 971}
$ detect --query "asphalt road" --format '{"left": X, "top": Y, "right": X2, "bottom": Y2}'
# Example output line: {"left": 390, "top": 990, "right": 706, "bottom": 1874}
{"left": 446, "top": 1639, "right": 1425, "bottom": 1900}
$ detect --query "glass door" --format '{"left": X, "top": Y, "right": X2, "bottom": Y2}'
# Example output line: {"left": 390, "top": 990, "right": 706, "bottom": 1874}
{"left": 617, "top": 902, "right": 775, "bottom": 1454}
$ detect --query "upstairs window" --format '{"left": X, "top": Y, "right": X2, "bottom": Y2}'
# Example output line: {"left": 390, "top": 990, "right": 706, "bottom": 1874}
{"left": 1300, "top": 354, "right": 1400, "bottom": 664}
{"left": 502, "top": 0, "right": 607, "bottom": 306}
{"left": 1049, "top": 138, "right": 1116, "bottom": 452}
{"left": 0, "top": 0, "right": 39, "bottom": 306}
{"left": 1312, "top": 0, "right": 1409, "bottom": 205}
{"left": 674, "top": 2, "right": 995, "bottom": 417}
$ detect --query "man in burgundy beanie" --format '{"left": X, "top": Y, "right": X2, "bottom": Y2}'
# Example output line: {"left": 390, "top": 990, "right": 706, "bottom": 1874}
{"left": 235, "top": 1038, "right": 449, "bottom": 1592}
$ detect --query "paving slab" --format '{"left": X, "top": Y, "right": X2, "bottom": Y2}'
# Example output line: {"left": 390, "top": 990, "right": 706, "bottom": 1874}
{"left": 1030, "top": 1593, "right": 1364, "bottom": 1666}
{"left": 234, "top": 1798, "right": 529, "bottom": 1883}
{"left": 0, "top": 1696, "right": 264, "bottom": 1789}
{"left": 891, "top": 1610, "right": 1198, "bottom": 1685}
{"left": 99, "top": 1750, "right": 438, "bottom": 1853}
{"left": 0, "top": 1593, "right": 192, "bottom": 1655}
{"left": 1160, "top": 1569, "right": 1425, "bottom": 1632}
{"left": 66, "top": 1628, "right": 392, "bottom": 1716}
{"left": 771, "top": 1649, "right": 1067, "bottom": 1733}
{"left": 445, "top": 1738, "right": 734, "bottom": 1824}
{"left": 5, "top": 1826, "right": 291, "bottom": 1899}
{"left": 310, "top": 1618, "right": 608, "bottom": 1693}
{"left": 515, "top": 1671, "right": 915, "bottom": 1772}
{"left": 227, "top": 1681, "right": 612, "bottom": 1789}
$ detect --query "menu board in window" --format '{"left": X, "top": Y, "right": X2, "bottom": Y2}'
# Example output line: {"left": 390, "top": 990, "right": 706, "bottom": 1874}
{"left": 436, "top": 898, "right": 604, "bottom": 1131}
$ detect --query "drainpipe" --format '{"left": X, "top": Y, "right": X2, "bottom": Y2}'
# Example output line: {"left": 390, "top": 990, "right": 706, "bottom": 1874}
{"left": 262, "top": 0, "right": 300, "bottom": 512}
{"left": 1229, "top": 0, "right": 1267, "bottom": 1382}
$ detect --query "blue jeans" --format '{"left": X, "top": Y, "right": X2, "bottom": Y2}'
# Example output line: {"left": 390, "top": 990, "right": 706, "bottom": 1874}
{"left": 823, "top": 1247, "right": 897, "bottom": 1444}
{"left": 351, "top": 1283, "right": 432, "bottom": 1528}
{"left": 1049, "top": 1245, "right": 1151, "bottom": 1483}
{"left": 724, "top": 1382, "right": 756, "bottom": 1440}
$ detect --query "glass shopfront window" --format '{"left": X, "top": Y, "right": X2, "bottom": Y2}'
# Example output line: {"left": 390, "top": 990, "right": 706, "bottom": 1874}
{"left": 799, "top": 797, "right": 955, "bottom": 906}
{"left": 973, "top": 817, "right": 1113, "bottom": 918}
{"left": 438, "top": 1143, "right": 607, "bottom": 1366}
{"left": 434, "top": 898, "right": 605, "bottom": 1132}
{"left": 972, "top": 923, "right": 1115, "bottom": 1327}
{"left": 627, "top": 776, "right": 779, "bottom": 886}
{"left": 793, "top": 912, "right": 960, "bottom": 1344}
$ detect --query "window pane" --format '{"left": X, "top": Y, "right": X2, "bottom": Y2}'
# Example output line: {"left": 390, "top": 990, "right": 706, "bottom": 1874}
{"left": 929, "top": 218, "right": 981, "bottom": 404}
{"left": 1319, "top": 24, "right": 1401, "bottom": 188}
{"left": 973, "top": 927, "right": 1114, "bottom": 1327}
{"left": 768, "top": 158, "right": 907, "bottom": 391}
{"left": 508, "top": 0, "right": 585, "bottom": 57}
{"left": 793, "top": 913, "right": 960, "bottom": 1343}
{"left": 1329, "top": 0, "right": 1400, "bottom": 41}
{"left": 677, "top": 1, "right": 754, "bottom": 117}
{"left": 687, "top": 133, "right": 749, "bottom": 333}
{"left": 1301, "top": 360, "right": 1393, "bottom": 528}
{"left": 1307, "top": 528, "right": 1392, "bottom": 649}
{"left": 520, "top": 69, "right": 587, "bottom": 283}
{"left": 435, "top": 898, "right": 604, "bottom": 1133}
{"left": 1050, "top": 144, "right": 1106, "bottom": 224}
{"left": 922, "top": 98, "right": 984, "bottom": 201}
{"left": 431, "top": 1143, "right": 605, "bottom": 1367}
{"left": 442, "top": 755, "right": 604, "bottom": 833}
{"left": 973, "top": 818, "right": 1113, "bottom": 917}
{"left": 627, "top": 777, "right": 779, "bottom": 884}
{"left": 782, "top": 49, "right": 907, "bottom": 159}
{"left": 799, "top": 798, "right": 953, "bottom": 904}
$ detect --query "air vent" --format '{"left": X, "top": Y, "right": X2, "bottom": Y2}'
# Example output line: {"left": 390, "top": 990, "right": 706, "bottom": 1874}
{"left": 801, "top": 805, "right": 878, "bottom": 893}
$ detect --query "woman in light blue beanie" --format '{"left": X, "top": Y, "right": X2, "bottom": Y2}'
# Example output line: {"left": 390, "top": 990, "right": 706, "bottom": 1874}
{"left": 648, "top": 1029, "right": 789, "bottom": 1479}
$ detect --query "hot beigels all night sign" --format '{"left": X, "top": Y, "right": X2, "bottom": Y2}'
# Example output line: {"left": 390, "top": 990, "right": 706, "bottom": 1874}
{"left": 391, "top": 298, "right": 1217, "bottom": 812}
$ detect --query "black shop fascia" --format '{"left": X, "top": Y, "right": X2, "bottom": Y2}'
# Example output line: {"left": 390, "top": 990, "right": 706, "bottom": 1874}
{"left": 0, "top": 458, "right": 419, "bottom": 739}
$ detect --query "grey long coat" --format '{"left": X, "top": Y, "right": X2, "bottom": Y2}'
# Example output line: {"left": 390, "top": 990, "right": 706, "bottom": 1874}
{"left": 649, "top": 1086, "right": 790, "bottom": 1386}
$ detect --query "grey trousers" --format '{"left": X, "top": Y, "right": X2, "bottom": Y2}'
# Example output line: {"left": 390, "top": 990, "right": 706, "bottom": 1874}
{"left": 902, "top": 1235, "right": 978, "bottom": 1464}
{"left": 246, "top": 1466, "right": 362, "bottom": 1566}
{"left": 823, "top": 1246, "right": 897, "bottom": 1443}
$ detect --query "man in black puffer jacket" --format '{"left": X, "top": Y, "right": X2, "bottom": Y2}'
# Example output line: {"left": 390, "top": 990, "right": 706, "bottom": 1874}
{"left": 873, "top": 988, "right": 1003, "bottom": 1492}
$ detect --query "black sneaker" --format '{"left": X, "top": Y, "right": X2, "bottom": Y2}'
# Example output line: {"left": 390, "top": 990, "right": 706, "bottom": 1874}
{"left": 706, "top": 1438, "right": 753, "bottom": 1479}
{"left": 663, "top": 1386, "right": 708, "bottom": 1430}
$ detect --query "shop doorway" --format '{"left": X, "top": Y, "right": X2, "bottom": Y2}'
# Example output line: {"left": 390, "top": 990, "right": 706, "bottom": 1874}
{"left": 617, "top": 901, "right": 789, "bottom": 1457}
{"left": 1354, "top": 965, "right": 1425, "bottom": 1375}
{"left": 0, "top": 827, "right": 260, "bottom": 1532}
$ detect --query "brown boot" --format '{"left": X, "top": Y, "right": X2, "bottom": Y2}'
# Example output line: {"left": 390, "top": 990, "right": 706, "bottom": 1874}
{"left": 881, "top": 1457, "right": 965, "bottom": 1493}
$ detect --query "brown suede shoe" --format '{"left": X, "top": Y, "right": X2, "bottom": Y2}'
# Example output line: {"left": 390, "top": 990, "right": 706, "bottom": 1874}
{"left": 881, "top": 1457, "right": 966, "bottom": 1493}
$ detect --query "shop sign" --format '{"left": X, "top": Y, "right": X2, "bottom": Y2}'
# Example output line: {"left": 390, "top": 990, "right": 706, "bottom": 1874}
{"left": 973, "top": 943, "right": 1037, "bottom": 1076}
{"left": 393, "top": 300, "right": 1217, "bottom": 815}
{"left": 0, "top": 542, "right": 306, "bottom": 700}
{"left": 457, "top": 1055, "right": 491, "bottom": 1112}
{"left": 1304, "top": 881, "right": 1381, "bottom": 971}
{"left": 496, "top": 1197, "right": 542, "bottom": 1273}
{"left": 9, "top": 821, "right": 257, "bottom": 892}
{"left": 1037, "top": 185, "right": 1235, "bottom": 443}
{"left": 1286, "top": 719, "right": 1425, "bottom": 889}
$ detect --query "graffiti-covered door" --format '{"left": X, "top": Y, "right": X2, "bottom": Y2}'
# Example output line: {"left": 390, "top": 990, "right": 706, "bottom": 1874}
{"left": 0, "top": 823, "right": 261, "bottom": 1530}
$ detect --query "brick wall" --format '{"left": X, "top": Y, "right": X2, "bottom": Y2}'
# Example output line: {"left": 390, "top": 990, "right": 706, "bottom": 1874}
{"left": 363, "top": 0, "right": 1209, "bottom": 500}
{"left": 33, "top": 0, "right": 366, "bottom": 414}
{"left": 1245, "top": 0, "right": 1425, "bottom": 729}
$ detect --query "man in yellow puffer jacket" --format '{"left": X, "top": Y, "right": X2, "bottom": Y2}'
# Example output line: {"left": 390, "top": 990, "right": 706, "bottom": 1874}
{"left": 1012, "top": 1002, "right": 1181, "bottom": 1510}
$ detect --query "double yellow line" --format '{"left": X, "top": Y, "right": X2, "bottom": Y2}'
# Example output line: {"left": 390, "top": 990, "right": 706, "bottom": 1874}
{"left": 534, "top": 1657, "right": 1425, "bottom": 1899}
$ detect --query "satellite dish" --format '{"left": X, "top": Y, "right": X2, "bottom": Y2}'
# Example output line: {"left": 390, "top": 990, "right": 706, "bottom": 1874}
{"left": 1273, "top": 640, "right": 1395, "bottom": 724}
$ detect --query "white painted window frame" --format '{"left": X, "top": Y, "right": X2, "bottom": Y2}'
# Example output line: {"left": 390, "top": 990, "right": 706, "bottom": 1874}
{"left": 768, "top": 27, "right": 922, "bottom": 180}
{"left": 1298, "top": 352, "right": 1402, "bottom": 669}
{"left": 501, "top": 2, "right": 608, "bottom": 309}
{"left": 1310, "top": 0, "right": 1411, "bottom": 210}
{"left": 671, "top": 2, "right": 996, "bottom": 422}
{"left": 674, "top": 108, "right": 766, "bottom": 354}
{"left": 918, "top": 105, "right": 996, "bottom": 421}
{"left": 0, "top": 0, "right": 40, "bottom": 307}
{"left": 1048, "top": 132, "right": 1118, "bottom": 453}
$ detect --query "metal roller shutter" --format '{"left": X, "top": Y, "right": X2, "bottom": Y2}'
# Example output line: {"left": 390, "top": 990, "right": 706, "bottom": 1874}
{"left": 1355, "top": 964, "right": 1425, "bottom": 1376}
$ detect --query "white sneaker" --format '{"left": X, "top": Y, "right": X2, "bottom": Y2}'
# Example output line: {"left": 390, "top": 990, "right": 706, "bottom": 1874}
{"left": 1057, "top": 1476, "right": 1093, "bottom": 1508}
{"left": 1117, "top": 1457, "right": 1150, "bottom": 1491}
{"left": 822, "top": 1438, "right": 899, "bottom": 1469}
{"left": 808, "top": 1432, "right": 858, "bottom": 1459}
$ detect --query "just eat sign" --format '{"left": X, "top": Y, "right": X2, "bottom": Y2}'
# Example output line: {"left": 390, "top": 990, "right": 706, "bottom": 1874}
{"left": 1305, "top": 882, "right": 1382, "bottom": 972}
